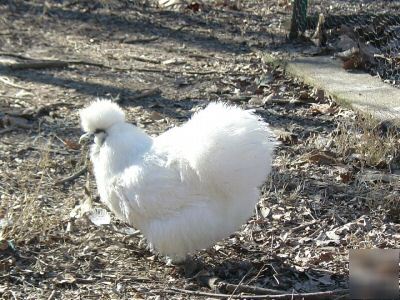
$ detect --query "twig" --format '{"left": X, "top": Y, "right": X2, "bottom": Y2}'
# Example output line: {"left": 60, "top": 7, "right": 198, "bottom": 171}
{"left": 308, "top": 223, "right": 328, "bottom": 239}
{"left": 75, "top": 277, "right": 97, "bottom": 284}
{"left": 55, "top": 165, "right": 88, "bottom": 185}
{"left": 121, "top": 229, "right": 141, "bottom": 242}
{"left": 166, "top": 288, "right": 236, "bottom": 299}
{"left": 27, "top": 146, "right": 71, "bottom": 155}
{"left": 0, "top": 127, "right": 15, "bottom": 134}
{"left": 187, "top": 53, "right": 212, "bottom": 59}
{"left": 200, "top": 275, "right": 285, "bottom": 297}
{"left": 167, "top": 287, "right": 349, "bottom": 299}
{"left": 0, "top": 76, "right": 31, "bottom": 90}
{"left": 290, "top": 220, "right": 318, "bottom": 234}
{"left": 221, "top": 281, "right": 287, "bottom": 296}
{"left": 0, "top": 94, "right": 32, "bottom": 100}
{"left": 128, "top": 55, "right": 160, "bottom": 64}
{"left": 47, "top": 290, "right": 56, "bottom": 300}
{"left": 119, "top": 36, "right": 159, "bottom": 44}
{"left": 228, "top": 271, "right": 251, "bottom": 300}
{"left": 0, "top": 51, "right": 33, "bottom": 60}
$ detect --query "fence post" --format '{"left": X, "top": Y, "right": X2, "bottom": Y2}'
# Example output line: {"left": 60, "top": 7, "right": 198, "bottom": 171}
{"left": 289, "top": 0, "right": 308, "bottom": 39}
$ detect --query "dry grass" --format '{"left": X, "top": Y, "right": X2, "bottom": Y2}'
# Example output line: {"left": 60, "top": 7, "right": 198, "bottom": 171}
{"left": 334, "top": 114, "right": 400, "bottom": 169}
{"left": 332, "top": 114, "right": 400, "bottom": 220}
{"left": 0, "top": 144, "right": 65, "bottom": 245}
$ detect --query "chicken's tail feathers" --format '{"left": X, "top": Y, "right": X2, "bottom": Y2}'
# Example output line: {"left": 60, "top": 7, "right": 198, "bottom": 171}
{"left": 180, "top": 102, "right": 277, "bottom": 194}
{"left": 79, "top": 99, "right": 125, "bottom": 133}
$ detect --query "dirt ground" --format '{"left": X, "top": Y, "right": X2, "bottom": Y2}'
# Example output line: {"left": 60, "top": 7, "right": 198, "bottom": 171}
{"left": 0, "top": 1, "right": 399, "bottom": 299}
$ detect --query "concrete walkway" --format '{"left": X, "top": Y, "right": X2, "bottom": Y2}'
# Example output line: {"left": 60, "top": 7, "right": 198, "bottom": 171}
{"left": 265, "top": 55, "right": 400, "bottom": 122}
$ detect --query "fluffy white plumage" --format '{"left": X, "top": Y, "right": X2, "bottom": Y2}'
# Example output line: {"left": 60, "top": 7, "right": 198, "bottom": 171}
{"left": 80, "top": 100, "right": 276, "bottom": 261}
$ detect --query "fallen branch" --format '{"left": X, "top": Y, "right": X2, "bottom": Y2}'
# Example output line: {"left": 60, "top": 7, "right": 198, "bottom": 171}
{"left": 1, "top": 55, "right": 246, "bottom": 76}
{"left": 167, "top": 287, "right": 349, "bottom": 299}
{"left": 8, "top": 60, "right": 69, "bottom": 70}
{"left": 166, "top": 288, "right": 235, "bottom": 299}
{"left": 198, "top": 276, "right": 286, "bottom": 296}
{"left": 6, "top": 59, "right": 112, "bottom": 71}
{"left": 55, "top": 165, "right": 88, "bottom": 185}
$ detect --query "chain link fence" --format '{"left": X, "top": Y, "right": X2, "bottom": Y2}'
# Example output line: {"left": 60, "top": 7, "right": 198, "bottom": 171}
{"left": 290, "top": 0, "right": 400, "bottom": 87}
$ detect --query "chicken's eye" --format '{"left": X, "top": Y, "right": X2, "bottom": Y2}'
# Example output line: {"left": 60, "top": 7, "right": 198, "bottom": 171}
{"left": 94, "top": 129, "right": 105, "bottom": 134}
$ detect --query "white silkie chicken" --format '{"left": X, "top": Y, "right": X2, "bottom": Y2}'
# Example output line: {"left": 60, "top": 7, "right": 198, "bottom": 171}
{"left": 79, "top": 100, "right": 275, "bottom": 263}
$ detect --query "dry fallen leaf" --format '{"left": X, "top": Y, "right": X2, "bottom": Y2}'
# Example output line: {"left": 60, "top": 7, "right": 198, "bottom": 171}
{"left": 298, "top": 90, "right": 310, "bottom": 101}
{"left": 69, "top": 196, "right": 93, "bottom": 219}
{"left": 310, "top": 104, "right": 338, "bottom": 115}
{"left": 307, "top": 151, "right": 337, "bottom": 165}
{"left": 87, "top": 208, "right": 111, "bottom": 226}
{"left": 0, "top": 239, "right": 8, "bottom": 251}
{"left": 262, "top": 92, "right": 278, "bottom": 104}
{"left": 311, "top": 88, "right": 325, "bottom": 101}
{"left": 1, "top": 115, "right": 32, "bottom": 129}
{"left": 310, "top": 252, "right": 335, "bottom": 264}
{"left": 0, "top": 257, "right": 15, "bottom": 272}
{"left": 54, "top": 273, "right": 76, "bottom": 285}
{"left": 336, "top": 167, "right": 353, "bottom": 183}
{"left": 277, "top": 131, "right": 299, "bottom": 145}
{"left": 63, "top": 139, "right": 80, "bottom": 150}
{"left": 187, "top": 2, "right": 201, "bottom": 11}
{"left": 259, "top": 206, "right": 270, "bottom": 218}
{"left": 149, "top": 111, "right": 164, "bottom": 121}
{"left": 158, "top": 0, "right": 186, "bottom": 9}
{"left": 325, "top": 230, "right": 340, "bottom": 241}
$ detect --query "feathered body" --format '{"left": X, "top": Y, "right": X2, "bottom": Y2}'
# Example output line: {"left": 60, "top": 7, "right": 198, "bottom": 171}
{"left": 80, "top": 100, "right": 275, "bottom": 261}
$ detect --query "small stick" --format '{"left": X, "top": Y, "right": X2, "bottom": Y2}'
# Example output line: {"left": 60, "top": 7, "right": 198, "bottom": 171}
{"left": 201, "top": 275, "right": 286, "bottom": 298}
{"left": 308, "top": 223, "right": 328, "bottom": 239}
{"left": 55, "top": 165, "right": 88, "bottom": 185}
{"left": 0, "top": 76, "right": 31, "bottom": 90}
{"left": 0, "top": 127, "right": 15, "bottom": 134}
{"left": 0, "top": 52, "right": 33, "bottom": 60}
{"left": 120, "top": 36, "right": 159, "bottom": 44}
{"left": 290, "top": 220, "right": 318, "bottom": 234}
{"left": 47, "top": 290, "right": 56, "bottom": 300}
{"left": 221, "top": 281, "right": 287, "bottom": 296}
{"left": 128, "top": 55, "right": 160, "bottom": 64}
{"left": 167, "top": 287, "right": 349, "bottom": 299}
{"left": 27, "top": 146, "right": 70, "bottom": 155}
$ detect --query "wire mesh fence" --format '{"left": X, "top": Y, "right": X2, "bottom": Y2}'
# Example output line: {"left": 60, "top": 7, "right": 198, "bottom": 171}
{"left": 290, "top": 0, "right": 400, "bottom": 87}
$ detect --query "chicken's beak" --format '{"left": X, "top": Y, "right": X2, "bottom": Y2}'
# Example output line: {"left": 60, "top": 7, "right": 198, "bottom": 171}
{"left": 79, "top": 132, "right": 94, "bottom": 145}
